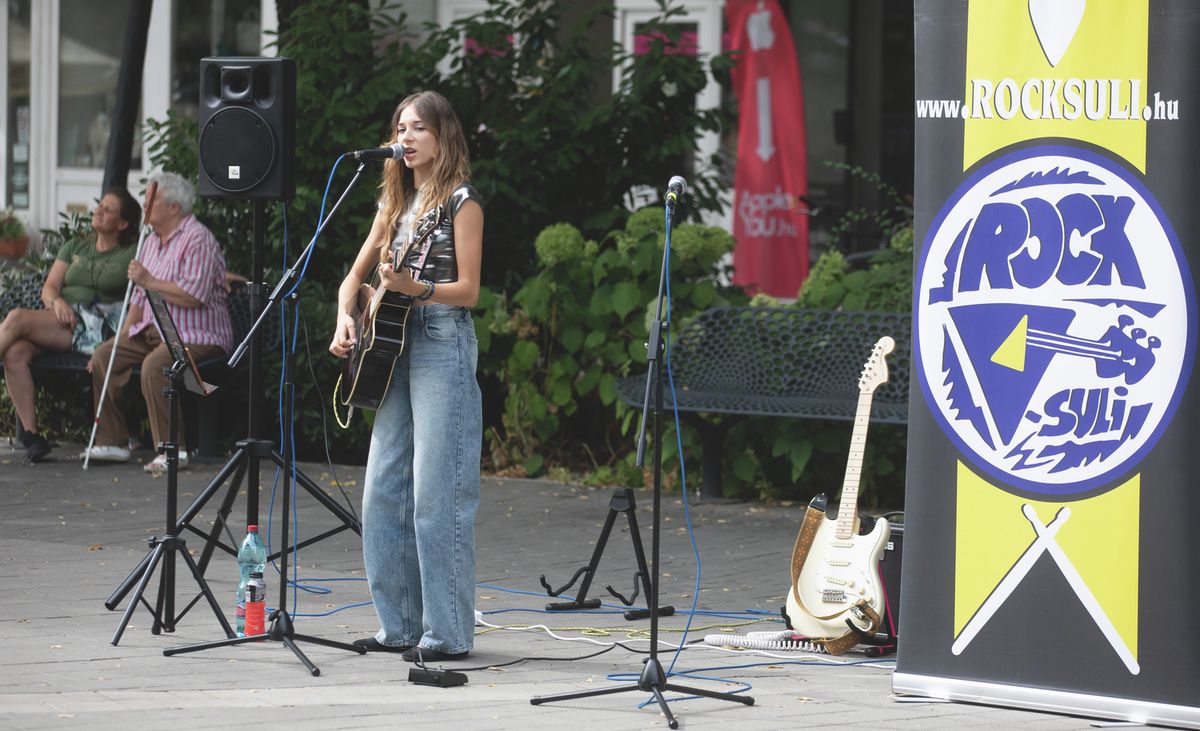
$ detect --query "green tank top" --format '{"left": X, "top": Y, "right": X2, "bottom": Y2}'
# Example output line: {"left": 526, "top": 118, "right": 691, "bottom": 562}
{"left": 56, "top": 236, "right": 136, "bottom": 305}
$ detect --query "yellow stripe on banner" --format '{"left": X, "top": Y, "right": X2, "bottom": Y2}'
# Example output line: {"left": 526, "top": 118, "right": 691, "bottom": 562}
{"left": 955, "top": 463, "right": 1139, "bottom": 660}
{"left": 964, "top": 0, "right": 1148, "bottom": 171}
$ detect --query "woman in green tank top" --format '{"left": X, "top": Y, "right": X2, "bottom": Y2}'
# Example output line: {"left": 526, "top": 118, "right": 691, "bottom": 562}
{"left": 0, "top": 188, "right": 142, "bottom": 462}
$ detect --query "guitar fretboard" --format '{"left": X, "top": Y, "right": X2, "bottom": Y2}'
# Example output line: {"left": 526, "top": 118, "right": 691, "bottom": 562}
{"left": 835, "top": 390, "right": 874, "bottom": 540}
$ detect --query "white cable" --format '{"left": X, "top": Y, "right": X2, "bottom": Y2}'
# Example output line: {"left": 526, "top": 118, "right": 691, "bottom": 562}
{"left": 476, "top": 619, "right": 889, "bottom": 664}
{"left": 702, "top": 630, "right": 829, "bottom": 653}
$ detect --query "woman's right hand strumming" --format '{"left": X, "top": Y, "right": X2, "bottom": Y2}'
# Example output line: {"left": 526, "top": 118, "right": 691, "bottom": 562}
{"left": 329, "top": 311, "right": 357, "bottom": 358}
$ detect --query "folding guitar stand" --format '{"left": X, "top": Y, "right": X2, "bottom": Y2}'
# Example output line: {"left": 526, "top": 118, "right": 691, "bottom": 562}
{"left": 540, "top": 487, "right": 674, "bottom": 621}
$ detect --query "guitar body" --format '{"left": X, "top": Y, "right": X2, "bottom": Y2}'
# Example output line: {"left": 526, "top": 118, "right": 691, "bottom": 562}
{"left": 339, "top": 283, "right": 413, "bottom": 410}
{"left": 785, "top": 501, "right": 890, "bottom": 639}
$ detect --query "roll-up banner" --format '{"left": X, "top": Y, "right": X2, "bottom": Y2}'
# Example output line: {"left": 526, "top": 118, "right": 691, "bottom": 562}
{"left": 899, "top": 1, "right": 1200, "bottom": 726}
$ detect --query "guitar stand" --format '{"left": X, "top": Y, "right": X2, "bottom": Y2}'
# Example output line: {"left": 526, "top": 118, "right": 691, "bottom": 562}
{"left": 539, "top": 487, "right": 674, "bottom": 621}
{"left": 110, "top": 361, "right": 235, "bottom": 645}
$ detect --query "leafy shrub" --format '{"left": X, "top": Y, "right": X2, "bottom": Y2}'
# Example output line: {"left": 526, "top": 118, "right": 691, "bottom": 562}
{"left": 478, "top": 207, "right": 745, "bottom": 478}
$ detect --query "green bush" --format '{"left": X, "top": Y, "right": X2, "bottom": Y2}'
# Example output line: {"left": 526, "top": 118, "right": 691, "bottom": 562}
{"left": 478, "top": 208, "right": 744, "bottom": 478}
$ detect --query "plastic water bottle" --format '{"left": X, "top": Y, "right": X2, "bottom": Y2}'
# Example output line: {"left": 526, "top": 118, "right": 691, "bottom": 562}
{"left": 235, "top": 524, "right": 267, "bottom": 637}
{"left": 244, "top": 571, "right": 267, "bottom": 637}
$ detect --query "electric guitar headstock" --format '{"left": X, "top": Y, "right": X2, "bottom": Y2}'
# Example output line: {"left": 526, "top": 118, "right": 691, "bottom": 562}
{"left": 858, "top": 336, "right": 895, "bottom": 394}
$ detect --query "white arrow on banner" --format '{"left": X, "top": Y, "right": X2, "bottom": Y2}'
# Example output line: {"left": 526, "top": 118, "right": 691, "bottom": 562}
{"left": 756, "top": 77, "right": 775, "bottom": 162}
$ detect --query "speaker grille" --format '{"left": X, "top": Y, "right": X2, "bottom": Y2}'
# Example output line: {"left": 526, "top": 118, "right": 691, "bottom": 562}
{"left": 198, "top": 107, "right": 276, "bottom": 193}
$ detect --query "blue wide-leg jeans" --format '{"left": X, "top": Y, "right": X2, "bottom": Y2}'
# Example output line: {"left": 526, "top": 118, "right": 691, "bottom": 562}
{"left": 362, "top": 304, "right": 482, "bottom": 653}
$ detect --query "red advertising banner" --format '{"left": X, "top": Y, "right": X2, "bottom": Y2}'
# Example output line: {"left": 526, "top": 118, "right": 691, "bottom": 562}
{"left": 726, "top": 0, "right": 809, "bottom": 297}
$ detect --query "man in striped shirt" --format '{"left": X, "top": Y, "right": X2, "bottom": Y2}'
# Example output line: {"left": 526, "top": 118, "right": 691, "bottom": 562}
{"left": 83, "top": 172, "right": 233, "bottom": 475}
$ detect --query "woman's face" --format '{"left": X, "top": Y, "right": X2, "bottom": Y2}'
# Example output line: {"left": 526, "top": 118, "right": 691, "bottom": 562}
{"left": 395, "top": 104, "right": 438, "bottom": 173}
{"left": 92, "top": 194, "right": 130, "bottom": 237}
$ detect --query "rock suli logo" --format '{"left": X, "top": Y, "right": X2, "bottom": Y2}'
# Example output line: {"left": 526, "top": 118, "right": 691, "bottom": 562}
{"left": 915, "top": 145, "right": 1195, "bottom": 497}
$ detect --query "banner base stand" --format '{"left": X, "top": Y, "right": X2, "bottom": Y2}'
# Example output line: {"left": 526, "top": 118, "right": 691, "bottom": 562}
{"left": 893, "top": 673, "right": 1200, "bottom": 729}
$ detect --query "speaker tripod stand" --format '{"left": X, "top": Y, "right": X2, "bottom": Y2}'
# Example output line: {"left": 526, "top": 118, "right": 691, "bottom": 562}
{"left": 163, "top": 165, "right": 372, "bottom": 674}
{"left": 103, "top": 201, "right": 360, "bottom": 620}
{"left": 109, "top": 357, "right": 233, "bottom": 645}
{"left": 531, "top": 184, "right": 752, "bottom": 727}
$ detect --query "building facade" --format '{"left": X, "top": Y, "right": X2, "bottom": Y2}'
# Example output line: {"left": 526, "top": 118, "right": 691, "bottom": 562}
{"left": 3, "top": 0, "right": 911, "bottom": 255}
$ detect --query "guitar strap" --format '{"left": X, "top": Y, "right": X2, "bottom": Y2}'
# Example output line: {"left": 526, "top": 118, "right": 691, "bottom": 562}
{"left": 789, "top": 502, "right": 825, "bottom": 605}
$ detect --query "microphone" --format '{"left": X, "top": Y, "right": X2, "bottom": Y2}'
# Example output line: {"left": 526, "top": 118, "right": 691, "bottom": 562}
{"left": 665, "top": 175, "right": 687, "bottom": 204}
{"left": 343, "top": 143, "right": 405, "bottom": 161}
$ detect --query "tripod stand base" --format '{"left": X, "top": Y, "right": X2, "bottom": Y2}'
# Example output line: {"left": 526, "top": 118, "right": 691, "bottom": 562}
{"left": 164, "top": 608, "right": 365, "bottom": 676}
{"left": 531, "top": 657, "right": 753, "bottom": 729}
{"left": 110, "top": 535, "right": 233, "bottom": 646}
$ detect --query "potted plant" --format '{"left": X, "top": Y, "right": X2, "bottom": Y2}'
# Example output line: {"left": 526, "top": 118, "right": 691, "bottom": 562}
{"left": 0, "top": 209, "right": 29, "bottom": 258}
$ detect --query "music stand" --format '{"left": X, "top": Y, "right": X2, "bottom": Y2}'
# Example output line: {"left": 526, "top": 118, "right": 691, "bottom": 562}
{"left": 109, "top": 289, "right": 234, "bottom": 645}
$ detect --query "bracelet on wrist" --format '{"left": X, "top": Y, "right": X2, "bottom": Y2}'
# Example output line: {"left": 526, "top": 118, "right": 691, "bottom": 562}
{"left": 416, "top": 279, "right": 435, "bottom": 301}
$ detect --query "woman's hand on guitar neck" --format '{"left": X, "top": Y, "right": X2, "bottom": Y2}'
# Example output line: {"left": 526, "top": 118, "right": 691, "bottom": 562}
{"left": 329, "top": 312, "right": 357, "bottom": 358}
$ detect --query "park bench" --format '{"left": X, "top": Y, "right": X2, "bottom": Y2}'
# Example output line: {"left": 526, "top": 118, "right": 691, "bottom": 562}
{"left": 615, "top": 306, "right": 911, "bottom": 498}
{"left": 0, "top": 272, "right": 277, "bottom": 458}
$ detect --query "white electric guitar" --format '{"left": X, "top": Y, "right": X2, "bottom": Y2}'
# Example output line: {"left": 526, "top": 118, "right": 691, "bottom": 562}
{"left": 784, "top": 336, "right": 894, "bottom": 648}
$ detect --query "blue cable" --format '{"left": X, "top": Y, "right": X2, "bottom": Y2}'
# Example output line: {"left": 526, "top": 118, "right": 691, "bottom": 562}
{"left": 660, "top": 205, "right": 705, "bottom": 678}
{"left": 262, "top": 159, "right": 352, "bottom": 618}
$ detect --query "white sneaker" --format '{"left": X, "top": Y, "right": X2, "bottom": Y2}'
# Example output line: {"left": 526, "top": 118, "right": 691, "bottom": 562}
{"left": 144, "top": 451, "right": 189, "bottom": 475}
{"left": 80, "top": 445, "right": 131, "bottom": 462}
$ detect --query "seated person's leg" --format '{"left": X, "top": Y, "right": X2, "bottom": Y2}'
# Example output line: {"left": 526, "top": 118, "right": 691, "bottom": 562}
{"left": 141, "top": 341, "right": 177, "bottom": 453}
{"left": 86, "top": 334, "right": 150, "bottom": 460}
{"left": 3, "top": 338, "right": 51, "bottom": 462}
{"left": 1, "top": 309, "right": 72, "bottom": 462}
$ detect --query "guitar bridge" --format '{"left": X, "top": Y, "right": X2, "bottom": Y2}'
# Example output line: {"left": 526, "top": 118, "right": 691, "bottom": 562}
{"left": 821, "top": 588, "right": 847, "bottom": 603}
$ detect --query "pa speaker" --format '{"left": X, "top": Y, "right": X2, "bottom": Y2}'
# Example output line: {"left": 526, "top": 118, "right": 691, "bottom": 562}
{"left": 198, "top": 57, "right": 295, "bottom": 201}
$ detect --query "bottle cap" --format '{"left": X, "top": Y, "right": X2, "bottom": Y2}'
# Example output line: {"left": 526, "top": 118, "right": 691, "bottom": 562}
{"left": 247, "top": 524, "right": 258, "bottom": 531}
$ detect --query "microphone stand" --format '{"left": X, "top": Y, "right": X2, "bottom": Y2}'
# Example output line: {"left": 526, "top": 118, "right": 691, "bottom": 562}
{"left": 532, "top": 186, "right": 753, "bottom": 727}
{"left": 164, "top": 160, "right": 372, "bottom": 674}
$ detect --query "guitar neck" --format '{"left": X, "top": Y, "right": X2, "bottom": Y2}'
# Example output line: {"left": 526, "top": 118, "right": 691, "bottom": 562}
{"left": 836, "top": 390, "right": 875, "bottom": 540}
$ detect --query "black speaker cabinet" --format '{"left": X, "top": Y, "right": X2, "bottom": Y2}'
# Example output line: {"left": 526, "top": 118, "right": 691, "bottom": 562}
{"left": 876, "top": 513, "right": 903, "bottom": 640}
{"left": 198, "top": 57, "right": 295, "bottom": 201}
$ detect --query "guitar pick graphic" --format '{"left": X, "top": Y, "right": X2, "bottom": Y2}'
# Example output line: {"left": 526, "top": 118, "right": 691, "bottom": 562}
{"left": 1028, "top": 0, "right": 1086, "bottom": 67}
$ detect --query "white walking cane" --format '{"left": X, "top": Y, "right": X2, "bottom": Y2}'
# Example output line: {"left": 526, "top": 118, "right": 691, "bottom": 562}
{"left": 82, "top": 181, "right": 158, "bottom": 470}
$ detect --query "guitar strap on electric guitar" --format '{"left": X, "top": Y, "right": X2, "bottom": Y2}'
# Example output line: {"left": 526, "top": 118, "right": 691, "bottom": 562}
{"left": 788, "top": 500, "right": 882, "bottom": 656}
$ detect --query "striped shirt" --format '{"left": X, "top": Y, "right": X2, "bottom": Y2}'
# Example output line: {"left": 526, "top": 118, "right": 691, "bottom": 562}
{"left": 129, "top": 214, "right": 234, "bottom": 353}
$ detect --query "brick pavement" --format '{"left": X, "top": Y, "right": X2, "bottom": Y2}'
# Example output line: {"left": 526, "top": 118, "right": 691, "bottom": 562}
{"left": 0, "top": 443, "right": 1102, "bottom": 729}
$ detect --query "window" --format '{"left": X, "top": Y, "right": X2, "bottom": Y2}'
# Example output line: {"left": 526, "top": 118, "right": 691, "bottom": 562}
{"left": 7, "top": 0, "right": 31, "bottom": 207}
{"left": 171, "top": 0, "right": 261, "bottom": 120}
{"left": 57, "top": 0, "right": 136, "bottom": 169}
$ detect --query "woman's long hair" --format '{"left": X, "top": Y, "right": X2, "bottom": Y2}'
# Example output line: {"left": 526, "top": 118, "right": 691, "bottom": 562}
{"left": 107, "top": 187, "right": 142, "bottom": 246}
{"left": 377, "top": 90, "right": 471, "bottom": 252}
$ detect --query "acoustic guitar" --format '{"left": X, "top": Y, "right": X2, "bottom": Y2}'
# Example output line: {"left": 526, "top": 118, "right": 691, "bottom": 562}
{"left": 338, "top": 205, "right": 442, "bottom": 411}
{"left": 783, "top": 336, "right": 894, "bottom": 654}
